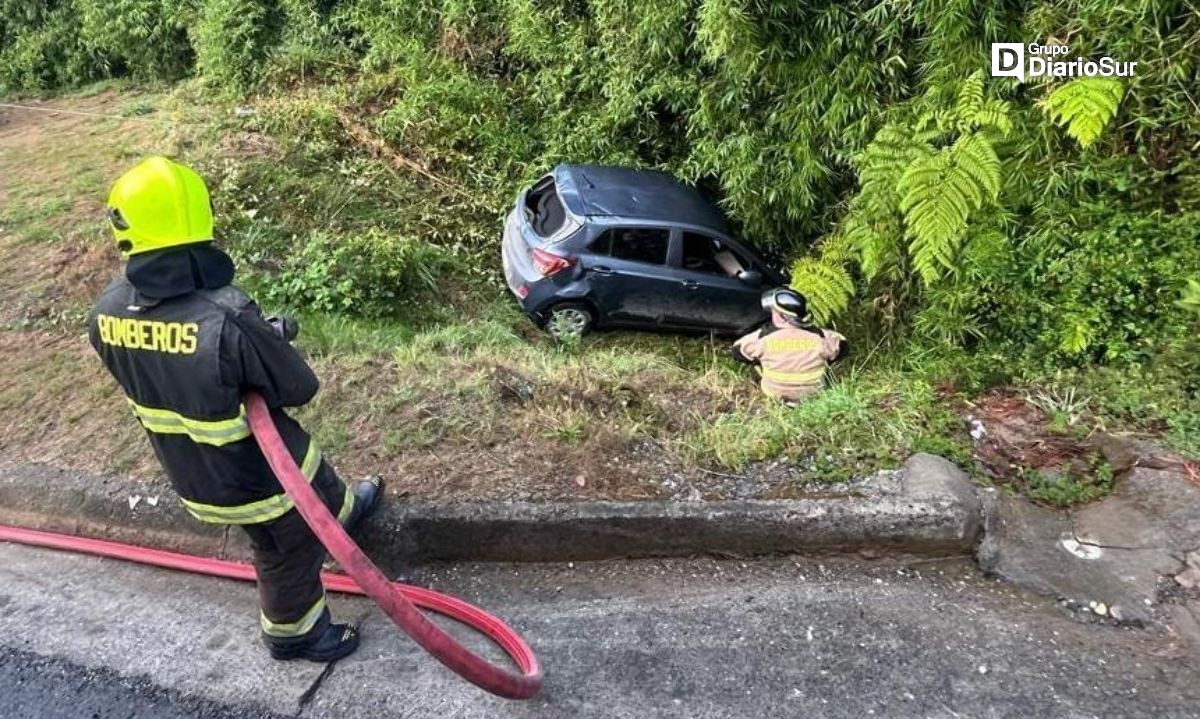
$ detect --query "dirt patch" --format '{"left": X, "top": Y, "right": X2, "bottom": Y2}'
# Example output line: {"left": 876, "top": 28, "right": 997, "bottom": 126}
{"left": 967, "top": 390, "right": 1116, "bottom": 506}
{"left": 366, "top": 441, "right": 675, "bottom": 502}
{"left": 213, "top": 129, "right": 281, "bottom": 160}
{"left": 0, "top": 234, "right": 117, "bottom": 325}
{"left": 44, "top": 237, "right": 116, "bottom": 299}
{"left": 969, "top": 391, "right": 1085, "bottom": 479}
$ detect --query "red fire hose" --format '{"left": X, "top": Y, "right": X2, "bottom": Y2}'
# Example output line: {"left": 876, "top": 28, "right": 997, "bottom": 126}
{"left": 0, "top": 392, "right": 542, "bottom": 700}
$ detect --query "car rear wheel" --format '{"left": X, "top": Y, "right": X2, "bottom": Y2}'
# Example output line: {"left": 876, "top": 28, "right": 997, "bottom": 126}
{"left": 544, "top": 302, "right": 595, "bottom": 339}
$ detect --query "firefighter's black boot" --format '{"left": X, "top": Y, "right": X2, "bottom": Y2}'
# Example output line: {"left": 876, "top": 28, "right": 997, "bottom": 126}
{"left": 267, "top": 621, "right": 360, "bottom": 663}
{"left": 343, "top": 477, "right": 383, "bottom": 534}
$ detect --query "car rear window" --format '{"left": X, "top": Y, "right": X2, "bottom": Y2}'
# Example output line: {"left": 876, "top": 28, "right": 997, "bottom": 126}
{"left": 524, "top": 176, "right": 567, "bottom": 237}
{"left": 591, "top": 228, "right": 669, "bottom": 265}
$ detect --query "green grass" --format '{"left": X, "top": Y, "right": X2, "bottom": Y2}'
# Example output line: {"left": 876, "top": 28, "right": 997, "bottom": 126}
{"left": 1022, "top": 458, "right": 1115, "bottom": 508}
{"left": 0, "top": 197, "right": 71, "bottom": 227}
{"left": 119, "top": 100, "right": 157, "bottom": 117}
{"left": 539, "top": 409, "right": 588, "bottom": 445}
{"left": 295, "top": 313, "right": 419, "bottom": 358}
{"left": 294, "top": 307, "right": 971, "bottom": 486}
{"left": 0, "top": 198, "right": 71, "bottom": 251}
{"left": 1026, "top": 354, "right": 1200, "bottom": 459}
{"left": 390, "top": 319, "right": 527, "bottom": 368}
{"left": 0, "top": 197, "right": 72, "bottom": 245}
{"left": 677, "top": 368, "right": 970, "bottom": 479}
{"left": 68, "top": 169, "right": 105, "bottom": 194}
{"left": 64, "top": 79, "right": 127, "bottom": 99}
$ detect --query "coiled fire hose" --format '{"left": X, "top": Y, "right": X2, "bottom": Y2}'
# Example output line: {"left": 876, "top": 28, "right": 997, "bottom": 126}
{"left": 245, "top": 393, "right": 541, "bottom": 698}
{"left": 0, "top": 392, "right": 542, "bottom": 700}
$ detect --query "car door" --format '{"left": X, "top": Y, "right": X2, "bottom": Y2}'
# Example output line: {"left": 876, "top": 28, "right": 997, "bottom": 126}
{"left": 670, "top": 230, "right": 766, "bottom": 331}
{"left": 581, "top": 226, "right": 678, "bottom": 327}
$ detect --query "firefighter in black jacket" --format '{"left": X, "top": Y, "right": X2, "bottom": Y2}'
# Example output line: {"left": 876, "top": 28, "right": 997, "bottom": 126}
{"left": 88, "top": 157, "right": 381, "bottom": 663}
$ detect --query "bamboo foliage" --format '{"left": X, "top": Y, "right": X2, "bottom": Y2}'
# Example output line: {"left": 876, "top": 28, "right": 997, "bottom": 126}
{"left": 1180, "top": 279, "right": 1200, "bottom": 315}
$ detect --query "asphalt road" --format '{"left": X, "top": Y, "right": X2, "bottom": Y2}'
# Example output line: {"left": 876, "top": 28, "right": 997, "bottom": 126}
{"left": 0, "top": 645, "right": 285, "bottom": 719}
{"left": 0, "top": 543, "right": 1196, "bottom": 718}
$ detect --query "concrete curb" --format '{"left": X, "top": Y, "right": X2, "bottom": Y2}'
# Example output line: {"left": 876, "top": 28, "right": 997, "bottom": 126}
{"left": 0, "top": 454, "right": 981, "bottom": 571}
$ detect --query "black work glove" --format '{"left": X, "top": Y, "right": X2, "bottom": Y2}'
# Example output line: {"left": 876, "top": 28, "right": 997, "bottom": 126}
{"left": 265, "top": 315, "right": 299, "bottom": 343}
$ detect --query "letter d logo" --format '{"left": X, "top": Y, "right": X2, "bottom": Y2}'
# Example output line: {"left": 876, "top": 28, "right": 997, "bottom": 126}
{"left": 991, "top": 43, "right": 1024, "bottom": 81}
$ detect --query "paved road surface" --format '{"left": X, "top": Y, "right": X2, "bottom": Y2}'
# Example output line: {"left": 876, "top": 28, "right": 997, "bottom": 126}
{"left": 0, "top": 543, "right": 1196, "bottom": 718}
{"left": 0, "top": 645, "right": 284, "bottom": 719}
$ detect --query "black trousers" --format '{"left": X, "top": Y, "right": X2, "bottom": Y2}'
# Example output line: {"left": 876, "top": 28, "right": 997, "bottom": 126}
{"left": 239, "top": 461, "right": 352, "bottom": 646}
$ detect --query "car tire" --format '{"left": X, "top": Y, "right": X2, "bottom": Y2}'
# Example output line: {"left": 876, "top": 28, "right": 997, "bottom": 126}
{"left": 544, "top": 302, "right": 595, "bottom": 339}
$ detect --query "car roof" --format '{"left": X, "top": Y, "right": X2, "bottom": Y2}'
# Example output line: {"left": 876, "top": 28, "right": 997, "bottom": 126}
{"left": 553, "top": 164, "right": 729, "bottom": 234}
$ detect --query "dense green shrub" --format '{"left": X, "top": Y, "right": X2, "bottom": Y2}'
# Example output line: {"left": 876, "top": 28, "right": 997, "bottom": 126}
{"left": 995, "top": 207, "right": 1200, "bottom": 366}
{"left": 0, "top": 0, "right": 192, "bottom": 88}
{"left": 76, "top": 0, "right": 192, "bottom": 80}
{"left": 372, "top": 59, "right": 535, "bottom": 183}
{"left": 0, "top": 1, "right": 101, "bottom": 89}
{"left": 192, "top": 0, "right": 282, "bottom": 90}
{"left": 259, "top": 228, "right": 449, "bottom": 317}
{"left": 1181, "top": 280, "right": 1200, "bottom": 315}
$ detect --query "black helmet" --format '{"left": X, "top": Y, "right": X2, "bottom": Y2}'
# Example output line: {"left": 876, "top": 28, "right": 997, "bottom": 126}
{"left": 762, "top": 288, "right": 809, "bottom": 325}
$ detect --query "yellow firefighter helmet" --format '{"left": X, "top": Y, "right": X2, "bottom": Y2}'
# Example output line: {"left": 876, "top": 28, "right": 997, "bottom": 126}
{"left": 106, "top": 157, "right": 214, "bottom": 256}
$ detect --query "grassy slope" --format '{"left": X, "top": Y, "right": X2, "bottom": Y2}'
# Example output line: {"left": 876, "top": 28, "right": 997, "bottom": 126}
{"left": 0, "top": 82, "right": 1193, "bottom": 504}
{"left": 0, "top": 87, "right": 176, "bottom": 477}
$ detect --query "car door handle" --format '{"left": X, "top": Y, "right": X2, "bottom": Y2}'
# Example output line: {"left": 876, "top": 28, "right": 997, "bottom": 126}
{"left": 681, "top": 280, "right": 701, "bottom": 289}
{"left": 591, "top": 266, "right": 614, "bottom": 275}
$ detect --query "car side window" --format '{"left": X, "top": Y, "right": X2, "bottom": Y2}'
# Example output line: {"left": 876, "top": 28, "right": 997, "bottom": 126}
{"left": 592, "top": 227, "right": 669, "bottom": 265}
{"left": 682, "top": 232, "right": 747, "bottom": 277}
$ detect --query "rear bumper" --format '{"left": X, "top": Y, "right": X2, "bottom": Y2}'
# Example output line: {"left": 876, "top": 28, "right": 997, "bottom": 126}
{"left": 502, "top": 263, "right": 562, "bottom": 321}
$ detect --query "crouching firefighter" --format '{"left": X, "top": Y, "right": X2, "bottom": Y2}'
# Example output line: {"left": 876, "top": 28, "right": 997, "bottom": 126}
{"left": 87, "top": 157, "right": 382, "bottom": 663}
{"left": 732, "top": 288, "right": 848, "bottom": 401}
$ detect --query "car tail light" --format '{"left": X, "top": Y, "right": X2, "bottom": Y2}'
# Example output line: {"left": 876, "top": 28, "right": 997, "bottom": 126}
{"left": 531, "top": 248, "right": 575, "bottom": 277}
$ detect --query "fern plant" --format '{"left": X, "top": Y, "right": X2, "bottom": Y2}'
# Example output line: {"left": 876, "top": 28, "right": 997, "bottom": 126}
{"left": 1041, "top": 77, "right": 1124, "bottom": 148}
{"left": 791, "top": 234, "right": 856, "bottom": 323}
{"left": 899, "top": 132, "right": 1002, "bottom": 284}
{"left": 790, "top": 71, "right": 1009, "bottom": 322}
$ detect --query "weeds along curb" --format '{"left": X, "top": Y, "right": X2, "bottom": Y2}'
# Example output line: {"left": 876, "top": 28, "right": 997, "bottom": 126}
{"left": 0, "top": 454, "right": 981, "bottom": 572}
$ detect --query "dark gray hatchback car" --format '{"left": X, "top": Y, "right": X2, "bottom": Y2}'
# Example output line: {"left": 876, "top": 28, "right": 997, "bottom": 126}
{"left": 501, "top": 165, "right": 786, "bottom": 336}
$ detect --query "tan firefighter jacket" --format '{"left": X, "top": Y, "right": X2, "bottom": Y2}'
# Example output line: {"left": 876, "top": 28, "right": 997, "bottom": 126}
{"left": 733, "top": 319, "right": 847, "bottom": 400}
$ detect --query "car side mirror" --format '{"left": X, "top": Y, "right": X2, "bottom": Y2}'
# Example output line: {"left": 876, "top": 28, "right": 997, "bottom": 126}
{"left": 737, "top": 270, "right": 763, "bottom": 287}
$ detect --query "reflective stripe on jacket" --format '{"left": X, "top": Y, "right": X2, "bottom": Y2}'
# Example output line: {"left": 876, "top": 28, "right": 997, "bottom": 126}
{"left": 734, "top": 322, "right": 845, "bottom": 400}
{"left": 88, "top": 274, "right": 321, "bottom": 522}
{"left": 127, "top": 399, "right": 252, "bottom": 446}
